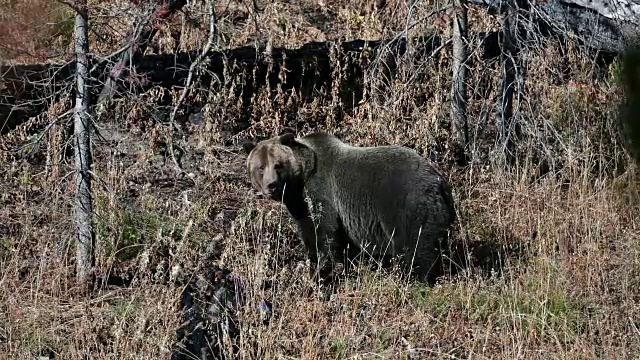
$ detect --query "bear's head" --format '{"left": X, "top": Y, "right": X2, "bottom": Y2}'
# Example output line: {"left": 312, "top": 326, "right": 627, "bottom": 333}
{"left": 243, "top": 133, "right": 301, "bottom": 200}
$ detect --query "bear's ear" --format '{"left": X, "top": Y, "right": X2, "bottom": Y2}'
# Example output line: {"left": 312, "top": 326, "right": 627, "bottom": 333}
{"left": 279, "top": 132, "right": 296, "bottom": 146}
{"left": 242, "top": 141, "right": 256, "bottom": 154}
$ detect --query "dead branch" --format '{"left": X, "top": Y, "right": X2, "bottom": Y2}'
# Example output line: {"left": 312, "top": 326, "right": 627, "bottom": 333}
{"left": 167, "top": 0, "right": 217, "bottom": 172}
{"left": 96, "top": 0, "right": 188, "bottom": 105}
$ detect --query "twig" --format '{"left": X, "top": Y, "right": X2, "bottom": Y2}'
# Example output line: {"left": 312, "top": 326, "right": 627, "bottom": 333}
{"left": 166, "top": 0, "right": 217, "bottom": 174}
{"left": 88, "top": 44, "right": 130, "bottom": 74}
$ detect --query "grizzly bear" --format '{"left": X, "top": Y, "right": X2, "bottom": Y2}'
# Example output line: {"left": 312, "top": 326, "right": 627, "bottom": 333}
{"left": 243, "top": 131, "right": 456, "bottom": 285}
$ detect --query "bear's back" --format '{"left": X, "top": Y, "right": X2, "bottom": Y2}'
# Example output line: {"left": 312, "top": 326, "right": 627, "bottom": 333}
{"left": 295, "top": 133, "right": 453, "bottom": 252}
{"left": 297, "top": 133, "right": 445, "bottom": 198}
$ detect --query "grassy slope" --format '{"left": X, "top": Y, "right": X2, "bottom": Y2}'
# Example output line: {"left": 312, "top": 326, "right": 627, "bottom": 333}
{"left": 1, "top": 0, "right": 640, "bottom": 359}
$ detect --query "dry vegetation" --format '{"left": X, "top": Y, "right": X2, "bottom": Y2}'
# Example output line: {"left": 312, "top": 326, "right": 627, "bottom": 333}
{"left": 1, "top": 0, "right": 640, "bottom": 359}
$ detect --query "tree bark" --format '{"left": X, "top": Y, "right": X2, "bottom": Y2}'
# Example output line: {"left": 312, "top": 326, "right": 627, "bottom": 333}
{"left": 496, "top": 7, "right": 518, "bottom": 167}
{"left": 73, "top": 0, "right": 95, "bottom": 289}
{"left": 452, "top": 0, "right": 469, "bottom": 163}
{"left": 620, "top": 42, "right": 640, "bottom": 162}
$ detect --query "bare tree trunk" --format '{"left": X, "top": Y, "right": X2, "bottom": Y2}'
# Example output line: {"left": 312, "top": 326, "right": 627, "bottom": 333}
{"left": 452, "top": 0, "right": 469, "bottom": 163}
{"left": 497, "top": 9, "right": 517, "bottom": 167}
{"left": 621, "top": 44, "right": 640, "bottom": 162}
{"left": 73, "top": 0, "right": 95, "bottom": 289}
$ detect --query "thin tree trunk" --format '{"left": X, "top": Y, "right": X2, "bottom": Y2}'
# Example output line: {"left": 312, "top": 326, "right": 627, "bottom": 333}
{"left": 497, "top": 10, "right": 517, "bottom": 167}
{"left": 452, "top": 0, "right": 469, "bottom": 163}
{"left": 621, "top": 44, "right": 640, "bottom": 162}
{"left": 73, "top": 0, "right": 95, "bottom": 289}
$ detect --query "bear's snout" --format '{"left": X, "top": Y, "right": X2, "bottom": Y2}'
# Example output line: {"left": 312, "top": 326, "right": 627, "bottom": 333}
{"left": 263, "top": 180, "right": 286, "bottom": 199}
{"left": 261, "top": 170, "right": 284, "bottom": 198}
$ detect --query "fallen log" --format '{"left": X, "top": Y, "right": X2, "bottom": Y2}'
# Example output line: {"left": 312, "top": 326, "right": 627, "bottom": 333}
{"left": 470, "top": 0, "right": 640, "bottom": 54}
{"left": 0, "top": 62, "right": 75, "bottom": 133}
{"left": 4, "top": 0, "right": 637, "bottom": 136}
{"left": 0, "top": 36, "right": 418, "bottom": 134}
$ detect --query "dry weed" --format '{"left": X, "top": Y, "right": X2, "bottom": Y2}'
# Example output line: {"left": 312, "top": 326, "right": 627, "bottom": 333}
{"left": 1, "top": 0, "right": 639, "bottom": 359}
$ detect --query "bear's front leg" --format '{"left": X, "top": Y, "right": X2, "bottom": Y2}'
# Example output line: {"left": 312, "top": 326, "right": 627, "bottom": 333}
{"left": 286, "top": 195, "right": 342, "bottom": 284}
{"left": 294, "top": 216, "right": 334, "bottom": 283}
{"left": 284, "top": 195, "right": 323, "bottom": 280}
{"left": 294, "top": 216, "right": 321, "bottom": 268}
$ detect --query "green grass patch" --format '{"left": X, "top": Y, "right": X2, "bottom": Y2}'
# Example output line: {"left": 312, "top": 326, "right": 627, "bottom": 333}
{"left": 95, "top": 194, "right": 207, "bottom": 263}
{"left": 112, "top": 298, "right": 142, "bottom": 322}
{"left": 407, "top": 261, "right": 589, "bottom": 344}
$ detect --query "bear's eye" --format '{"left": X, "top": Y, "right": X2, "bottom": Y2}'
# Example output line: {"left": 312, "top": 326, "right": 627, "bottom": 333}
{"left": 258, "top": 165, "right": 265, "bottom": 172}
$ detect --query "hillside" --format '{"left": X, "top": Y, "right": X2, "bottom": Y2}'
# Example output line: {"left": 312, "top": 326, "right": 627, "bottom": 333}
{"left": 1, "top": 0, "right": 640, "bottom": 359}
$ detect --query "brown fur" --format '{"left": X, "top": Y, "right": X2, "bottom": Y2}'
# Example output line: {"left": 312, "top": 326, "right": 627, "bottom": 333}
{"left": 244, "top": 132, "right": 456, "bottom": 285}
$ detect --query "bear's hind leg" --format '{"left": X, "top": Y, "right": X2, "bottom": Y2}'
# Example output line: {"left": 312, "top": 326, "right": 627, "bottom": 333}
{"left": 402, "top": 235, "right": 446, "bottom": 285}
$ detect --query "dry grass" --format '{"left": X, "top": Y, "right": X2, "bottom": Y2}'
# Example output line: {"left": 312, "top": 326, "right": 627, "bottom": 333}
{"left": 0, "top": 0, "right": 75, "bottom": 63}
{"left": 1, "top": 0, "right": 640, "bottom": 359}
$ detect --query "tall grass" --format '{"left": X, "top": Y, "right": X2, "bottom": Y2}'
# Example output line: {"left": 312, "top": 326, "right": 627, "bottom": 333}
{"left": 1, "top": 0, "right": 639, "bottom": 358}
